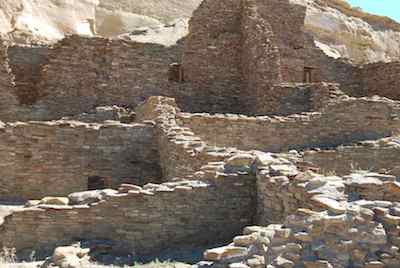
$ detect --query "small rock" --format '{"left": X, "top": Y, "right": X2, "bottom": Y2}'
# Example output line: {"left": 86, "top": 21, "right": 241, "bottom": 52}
{"left": 204, "top": 246, "right": 248, "bottom": 261}
{"left": 311, "top": 195, "right": 346, "bottom": 214}
{"left": 39, "top": 197, "right": 69, "bottom": 206}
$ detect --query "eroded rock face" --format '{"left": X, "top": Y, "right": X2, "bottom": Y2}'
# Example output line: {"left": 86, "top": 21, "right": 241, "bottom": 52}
{"left": 290, "top": 0, "right": 400, "bottom": 64}
{"left": 2, "top": 0, "right": 400, "bottom": 64}
{"left": 0, "top": 0, "right": 201, "bottom": 44}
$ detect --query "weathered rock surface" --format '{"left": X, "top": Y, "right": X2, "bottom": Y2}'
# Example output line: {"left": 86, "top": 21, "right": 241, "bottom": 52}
{"left": 41, "top": 245, "right": 90, "bottom": 268}
{"left": 291, "top": 0, "right": 400, "bottom": 64}
{"left": 0, "top": 0, "right": 201, "bottom": 44}
{"left": 1, "top": 0, "right": 399, "bottom": 65}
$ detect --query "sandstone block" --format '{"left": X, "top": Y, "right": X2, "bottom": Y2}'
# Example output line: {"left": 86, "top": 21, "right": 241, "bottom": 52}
{"left": 45, "top": 245, "right": 90, "bottom": 268}
{"left": 204, "top": 246, "right": 248, "bottom": 261}
{"left": 39, "top": 197, "right": 69, "bottom": 206}
{"left": 311, "top": 195, "right": 346, "bottom": 214}
{"left": 68, "top": 189, "right": 117, "bottom": 205}
{"left": 233, "top": 234, "right": 258, "bottom": 247}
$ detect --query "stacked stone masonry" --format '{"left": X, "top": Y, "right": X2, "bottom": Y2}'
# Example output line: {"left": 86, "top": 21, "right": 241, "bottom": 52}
{"left": 0, "top": 0, "right": 400, "bottom": 266}
{"left": 0, "top": 0, "right": 398, "bottom": 120}
{"left": 201, "top": 159, "right": 400, "bottom": 268}
{"left": 179, "top": 96, "right": 400, "bottom": 152}
{"left": 301, "top": 137, "right": 400, "bottom": 177}
{"left": 0, "top": 176, "right": 256, "bottom": 257}
{"left": 0, "top": 121, "right": 161, "bottom": 200}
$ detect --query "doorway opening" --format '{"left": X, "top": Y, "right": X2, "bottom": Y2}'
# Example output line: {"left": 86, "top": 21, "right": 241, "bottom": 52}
{"left": 88, "top": 176, "right": 106, "bottom": 190}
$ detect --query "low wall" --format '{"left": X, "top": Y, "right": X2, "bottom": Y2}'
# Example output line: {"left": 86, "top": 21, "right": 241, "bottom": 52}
{"left": 0, "top": 176, "right": 256, "bottom": 257}
{"left": 302, "top": 137, "right": 400, "bottom": 177}
{"left": 135, "top": 96, "right": 239, "bottom": 179}
{"left": 255, "top": 82, "right": 338, "bottom": 116}
{"left": 256, "top": 160, "right": 347, "bottom": 224}
{"left": 0, "top": 121, "right": 161, "bottom": 200}
{"left": 179, "top": 97, "right": 400, "bottom": 152}
{"left": 345, "top": 173, "right": 400, "bottom": 202}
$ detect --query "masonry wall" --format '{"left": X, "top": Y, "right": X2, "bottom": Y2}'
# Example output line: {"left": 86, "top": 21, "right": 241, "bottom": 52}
{"left": 255, "top": 82, "right": 338, "bottom": 116}
{"left": 240, "top": 0, "right": 282, "bottom": 115}
{"left": 302, "top": 139, "right": 400, "bottom": 177}
{"left": 256, "top": 167, "right": 346, "bottom": 225}
{"left": 0, "top": 0, "right": 397, "bottom": 121}
{"left": 359, "top": 62, "right": 400, "bottom": 99}
{"left": 0, "top": 176, "right": 256, "bottom": 257}
{"left": 303, "top": 38, "right": 363, "bottom": 95}
{"left": 0, "top": 36, "right": 187, "bottom": 122}
{"left": 0, "top": 121, "right": 161, "bottom": 200}
{"left": 182, "top": 0, "right": 244, "bottom": 114}
{"left": 178, "top": 97, "right": 400, "bottom": 152}
{"left": 28, "top": 36, "right": 183, "bottom": 120}
{"left": 7, "top": 45, "right": 50, "bottom": 105}
{"left": 257, "top": 0, "right": 306, "bottom": 83}
{"left": 135, "top": 96, "right": 237, "bottom": 179}
{"left": 0, "top": 42, "right": 20, "bottom": 121}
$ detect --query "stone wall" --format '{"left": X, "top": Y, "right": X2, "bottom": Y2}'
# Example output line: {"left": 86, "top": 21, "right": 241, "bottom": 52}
{"left": 0, "top": 0, "right": 397, "bottom": 121}
{"left": 0, "top": 176, "right": 256, "bottom": 257}
{"left": 345, "top": 172, "right": 400, "bottom": 202}
{"left": 256, "top": 0, "right": 306, "bottom": 83}
{"left": 0, "top": 121, "right": 160, "bottom": 200}
{"left": 255, "top": 82, "right": 340, "bottom": 116}
{"left": 7, "top": 45, "right": 50, "bottom": 105}
{"left": 302, "top": 137, "right": 400, "bottom": 177}
{"left": 180, "top": 0, "right": 367, "bottom": 115}
{"left": 31, "top": 35, "right": 183, "bottom": 120}
{"left": 182, "top": 0, "right": 244, "bottom": 114}
{"left": 240, "top": 0, "right": 282, "bottom": 114}
{"left": 359, "top": 62, "right": 400, "bottom": 99}
{"left": 256, "top": 160, "right": 346, "bottom": 224}
{"left": 202, "top": 202, "right": 400, "bottom": 268}
{"left": 179, "top": 97, "right": 400, "bottom": 152}
{"left": 0, "top": 36, "right": 190, "bottom": 121}
{"left": 303, "top": 36, "right": 363, "bottom": 96}
{"left": 201, "top": 166, "right": 400, "bottom": 268}
{"left": 135, "top": 96, "right": 239, "bottom": 179}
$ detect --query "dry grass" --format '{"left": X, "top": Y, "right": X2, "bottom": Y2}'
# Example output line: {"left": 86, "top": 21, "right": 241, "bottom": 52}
{"left": 0, "top": 258, "right": 190, "bottom": 268}
{"left": 317, "top": 0, "right": 400, "bottom": 32}
{"left": 92, "top": 260, "right": 190, "bottom": 268}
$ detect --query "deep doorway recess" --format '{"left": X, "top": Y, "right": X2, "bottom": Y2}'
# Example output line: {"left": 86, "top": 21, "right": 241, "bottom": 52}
{"left": 88, "top": 176, "right": 106, "bottom": 190}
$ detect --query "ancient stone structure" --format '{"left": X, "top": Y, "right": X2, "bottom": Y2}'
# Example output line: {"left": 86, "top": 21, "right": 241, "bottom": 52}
{"left": 0, "top": 121, "right": 161, "bottom": 200}
{"left": 0, "top": 0, "right": 397, "bottom": 121}
{"left": 0, "top": 0, "right": 400, "bottom": 267}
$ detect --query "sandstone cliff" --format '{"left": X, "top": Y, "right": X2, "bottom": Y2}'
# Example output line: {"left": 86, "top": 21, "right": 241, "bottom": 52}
{"left": 0, "top": 0, "right": 200, "bottom": 45}
{"left": 291, "top": 0, "right": 400, "bottom": 64}
{"left": 0, "top": 0, "right": 399, "bottom": 63}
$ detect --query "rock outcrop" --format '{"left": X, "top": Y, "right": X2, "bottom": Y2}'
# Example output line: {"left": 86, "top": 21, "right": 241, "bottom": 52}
{"left": 0, "top": 0, "right": 201, "bottom": 44}
{"left": 291, "top": 0, "right": 400, "bottom": 64}
{"left": 1, "top": 0, "right": 399, "bottom": 65}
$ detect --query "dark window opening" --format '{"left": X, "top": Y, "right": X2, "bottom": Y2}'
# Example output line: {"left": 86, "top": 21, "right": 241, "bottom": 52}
{"left": 88, "top": 176, "right": 106, "bottom": 190}
{"left": 303, "top": 67, "right": 314, "bottom": 83}
{"left": 168, "top": 63, "right": 184, "bottom": 82}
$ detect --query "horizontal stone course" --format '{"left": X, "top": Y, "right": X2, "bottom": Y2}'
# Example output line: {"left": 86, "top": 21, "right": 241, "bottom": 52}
{"left": 301, "top": 136, "right": 400, "bottom": 177}
{"left": 0, "top": 175, "right": 256, "bottom": 257}
{"left": 179, "top": 97, "right": 400, "bottom": 152}
{"left": 0, "top": 120, "right": 161, "bottom": 200}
